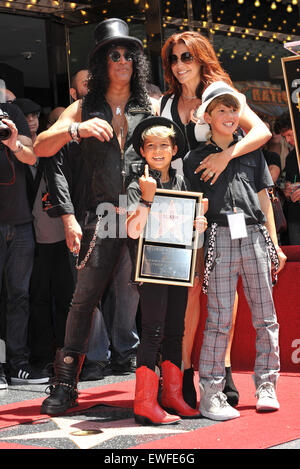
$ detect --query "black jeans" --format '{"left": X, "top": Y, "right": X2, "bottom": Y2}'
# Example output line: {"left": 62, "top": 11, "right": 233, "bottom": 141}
{"left": 137, "top": 282, "right": 188, "bottom": 371}
{"left": 64, "top": 218, "right": 126, "bottom": 355}
{"left": 29, "top": 241, "right": 75, "bottom": 364}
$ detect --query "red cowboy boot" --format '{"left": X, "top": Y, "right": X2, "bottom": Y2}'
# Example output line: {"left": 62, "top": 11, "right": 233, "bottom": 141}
{"left": 134, "top": 366, "right": 181, "bottom": 425}
{"left": 161, "top": 360, "right": 201, "bottom": 418}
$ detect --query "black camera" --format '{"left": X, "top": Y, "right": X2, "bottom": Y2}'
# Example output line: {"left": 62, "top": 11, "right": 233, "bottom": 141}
{"left": 0, "top": 109, "right": 12, "bottom": 141}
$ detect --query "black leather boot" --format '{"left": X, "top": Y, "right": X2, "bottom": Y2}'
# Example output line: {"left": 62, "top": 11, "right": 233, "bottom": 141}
{"left": 223, "top": 366, "right": 239, "bottom": 407}
{"left": 41, "top": 349, "right": 85, "bottom": 415}
{"left": 182, "top": 367, "right": 197, "bottom": 409}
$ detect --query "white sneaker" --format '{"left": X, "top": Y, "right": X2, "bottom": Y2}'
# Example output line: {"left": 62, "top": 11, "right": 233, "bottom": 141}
{"left": 0, "top": 364, "right": 8, "bottom": 390}
{"left": 200, "top": 389, "right": 240, "bottom": 421}
{"left": 255, "top": 382, "right": 280, "bottom": 412}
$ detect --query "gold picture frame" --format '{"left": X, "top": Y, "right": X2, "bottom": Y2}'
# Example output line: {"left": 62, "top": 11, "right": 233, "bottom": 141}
{"left": 281, "top": 55, "right": 300, "bottom": 173}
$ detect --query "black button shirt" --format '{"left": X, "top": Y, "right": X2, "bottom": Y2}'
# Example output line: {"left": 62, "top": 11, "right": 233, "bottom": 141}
{"left": 183, "top": 142, "right": 273, "bottom": 227}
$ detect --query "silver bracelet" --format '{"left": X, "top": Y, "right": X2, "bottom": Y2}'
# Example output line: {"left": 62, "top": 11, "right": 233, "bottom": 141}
{"left": 13, "top": 140, "right": 24, "bottom": 153}
{"left": 68, "top": 122, "right": 81, "bottom": 143}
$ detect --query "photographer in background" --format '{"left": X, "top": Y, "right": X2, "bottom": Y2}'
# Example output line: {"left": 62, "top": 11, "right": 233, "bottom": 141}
{"left": 0, "top": 86, "right": 49, "bottom": 386}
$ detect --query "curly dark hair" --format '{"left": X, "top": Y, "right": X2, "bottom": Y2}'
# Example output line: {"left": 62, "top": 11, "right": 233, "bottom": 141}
{"left": 274, "top": 111, "right": 292, "bottom": 134}
{"left": 85, "top": 43, "right": 151, "bottom": 111}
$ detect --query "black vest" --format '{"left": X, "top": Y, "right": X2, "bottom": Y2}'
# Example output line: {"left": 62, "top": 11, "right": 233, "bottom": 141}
{"left": 81, "top": 96, "right": 151, "bottom": 209}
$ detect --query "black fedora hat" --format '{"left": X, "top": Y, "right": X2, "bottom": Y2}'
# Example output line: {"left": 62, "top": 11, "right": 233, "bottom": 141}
{"left": 132, "top": 116, "right": 186, "bottom": 159}
{"left": 90, "top": 18, "right": 143, "bottom": 59}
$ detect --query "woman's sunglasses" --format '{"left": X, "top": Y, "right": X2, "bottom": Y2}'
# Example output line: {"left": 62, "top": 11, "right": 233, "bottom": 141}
{"left": 108, "top": 50, "right": 134, "bottom": 63}
{"left": 169, "top": 51, "right": 194, "bottom": 65}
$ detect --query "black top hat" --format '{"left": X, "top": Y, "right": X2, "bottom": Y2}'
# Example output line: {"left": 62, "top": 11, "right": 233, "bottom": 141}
{"left": 90, "top": 18, "right": 143, "bottom": 59}
{"left": 132, "top": 116, "right": 186, "bottom": 159}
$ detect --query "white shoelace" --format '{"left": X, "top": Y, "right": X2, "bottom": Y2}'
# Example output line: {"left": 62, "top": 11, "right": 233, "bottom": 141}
{"left": 212, "top": 391, "right": 228, "bottom": 407}
{"left": 255, "top": 382, "right": 275, "bottom": 399}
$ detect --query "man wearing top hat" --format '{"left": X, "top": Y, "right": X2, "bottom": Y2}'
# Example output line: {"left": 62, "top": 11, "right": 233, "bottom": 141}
{"left": 34, "top": 18, "right": 153, "bottom": 415}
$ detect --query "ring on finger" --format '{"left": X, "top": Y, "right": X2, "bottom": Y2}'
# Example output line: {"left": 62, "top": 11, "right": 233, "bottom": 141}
{"left": 208, "top": 171, "right": 214, "bottom": 178}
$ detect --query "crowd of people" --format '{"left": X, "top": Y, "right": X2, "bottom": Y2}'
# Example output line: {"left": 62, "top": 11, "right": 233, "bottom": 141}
{"left": 0, "top": 16, "right": 296, "bottom": 424}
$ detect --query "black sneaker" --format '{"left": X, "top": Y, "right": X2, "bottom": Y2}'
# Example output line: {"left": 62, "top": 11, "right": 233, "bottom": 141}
{"left": 79, "top": 359, "right": 110, "bottom": 381}
{"left": 10, "top": 364, "right": 50, "bottom": 384}
{"left": 111, "top": 356, "right": 136, "bottom": 375}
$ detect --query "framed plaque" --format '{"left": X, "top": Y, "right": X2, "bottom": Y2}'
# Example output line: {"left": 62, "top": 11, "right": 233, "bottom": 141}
{"left": 135, "top": 188, "right": 203, "bottom": 287}
{"left": 281, "top": 55, "right": 300, "bottom": 172}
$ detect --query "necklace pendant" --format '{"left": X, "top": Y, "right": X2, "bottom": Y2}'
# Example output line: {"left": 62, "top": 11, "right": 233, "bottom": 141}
{"left": 116, "top": 106, "right": 122, "bottom": 116}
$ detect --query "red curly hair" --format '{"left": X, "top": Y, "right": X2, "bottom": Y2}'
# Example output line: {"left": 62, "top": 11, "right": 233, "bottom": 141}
{"left": 161, "top": 31, "right": 232, "bottom": 98}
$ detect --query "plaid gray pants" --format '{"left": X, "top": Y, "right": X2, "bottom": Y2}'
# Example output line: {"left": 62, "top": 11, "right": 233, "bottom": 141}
{"left": 199, "top": 225, "right": 280, "bottom": 392}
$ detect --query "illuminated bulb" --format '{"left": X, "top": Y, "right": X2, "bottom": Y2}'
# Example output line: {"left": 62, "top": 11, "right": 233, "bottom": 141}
{"left": 287, "top": 5, "right": 293, "bottom": 12}
{"left": 271, "top": 2, "right": 277, "bottom": 9}
{"left": 238, "top": 0, "right": 244, "bottom": 4}
{"left": 292, "top": 0, "right": 297, "bottom": 4}
{"left": 70, "top": 3, "right": 76, "bottom": 8}
{"left": 254, "top": 0, "right": 260, "bottom": 7}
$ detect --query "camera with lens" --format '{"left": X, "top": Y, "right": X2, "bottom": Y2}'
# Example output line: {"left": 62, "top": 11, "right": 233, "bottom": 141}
{"left": 0, "top": 109, "right": 12, "bottom": 141}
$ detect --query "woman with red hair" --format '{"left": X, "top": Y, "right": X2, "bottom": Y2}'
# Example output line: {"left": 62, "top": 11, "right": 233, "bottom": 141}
{"left": 159, "top": 30, "right": 272, "bottom": 410}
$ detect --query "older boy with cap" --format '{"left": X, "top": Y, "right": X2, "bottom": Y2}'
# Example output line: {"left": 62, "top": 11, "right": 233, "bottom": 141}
{"left": 184, "top": 82, "right": 286, "bottom": 421}
{"left": 127, "top": 116, "right": 207, "bottom": 425}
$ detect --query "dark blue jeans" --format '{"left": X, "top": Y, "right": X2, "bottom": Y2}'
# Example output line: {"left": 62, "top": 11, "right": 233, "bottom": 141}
{"left": 0, "top": 222, "right": 35, "bottom": 368}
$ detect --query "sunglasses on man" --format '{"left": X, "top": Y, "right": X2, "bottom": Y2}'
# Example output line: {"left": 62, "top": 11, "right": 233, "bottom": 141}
{"left": 169, "top": 51, "right": 194, "bottom": 65}
{"left": 108, "top": 50, "right": 134, "bottom": 63}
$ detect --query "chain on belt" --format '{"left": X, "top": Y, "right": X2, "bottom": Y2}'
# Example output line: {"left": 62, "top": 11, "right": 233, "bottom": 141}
{"left": 75, "top": 215, "right": 101, "bottom": 270}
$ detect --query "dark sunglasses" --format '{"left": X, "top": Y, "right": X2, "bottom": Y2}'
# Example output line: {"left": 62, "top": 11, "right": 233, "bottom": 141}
{"left": 169, "top": 51, "right": 194, "bottom": 65}
{"left": 108, "top": 50, "right": 134, "bottom": 63}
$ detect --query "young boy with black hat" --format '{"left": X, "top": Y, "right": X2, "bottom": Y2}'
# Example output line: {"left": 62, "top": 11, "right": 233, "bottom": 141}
{"left": 184, "top": 82, "right": 287, "bottom": 421}
{"left": 127, "top": 116, "right": 207, "bottom": 425}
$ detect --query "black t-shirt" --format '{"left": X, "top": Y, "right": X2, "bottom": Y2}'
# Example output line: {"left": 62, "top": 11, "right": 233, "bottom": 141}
{"left": 183, "top": 143, "right": 273, "bottom": 226}
{"left": 0, "top": 103, "right": 32, "bottom": 225}
{"left": 263, "top": 149, "right": 281, "bottom": 170}
{"left": 284, "top": 149, "right": 300, "bottom": 222}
